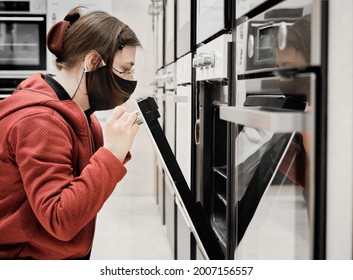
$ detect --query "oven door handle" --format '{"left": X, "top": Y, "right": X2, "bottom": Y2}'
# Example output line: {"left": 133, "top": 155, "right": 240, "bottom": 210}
{"left": 219, "top": 106, "right": 310, "bottom": 133}
{"left": 0, "top": 17, "right": 45, "bottom": 22}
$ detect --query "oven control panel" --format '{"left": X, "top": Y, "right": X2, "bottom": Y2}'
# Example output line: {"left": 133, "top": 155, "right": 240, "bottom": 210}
{"left": 193, "top": 34, "right": 231, "bottom": 81}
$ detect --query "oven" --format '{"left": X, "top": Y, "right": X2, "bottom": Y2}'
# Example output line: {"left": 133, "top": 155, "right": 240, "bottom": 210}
{"left": 163, "top": 62, "right": 177, "bottom": 258}
{"left": 175, "top": 53, "right": 193, "bottom": 259}
{"left": 0, "top": 76, "right": 25, "bottom": 99}
{"left": 193, "top": 33, "right": 232, "bottom": 259}
{"left": 245, "top": 6, "right": 311, "bottom": 72}
{"left": 151, "top": 68, "right": 167, "bottom": 224}
{"left": 136, "top": 38, "right": 229, "bottom": 258}
{"left": 220, "top": 0, "right": 327, "bottom": 259}
{"left": 0, "top": 0, "right": 47, "bottom": 74}
{"left": 196, "top": 0, "right": 232, "bottom": 45}
{"left": 0, "top": 0, "right": 46, "bottom": 99}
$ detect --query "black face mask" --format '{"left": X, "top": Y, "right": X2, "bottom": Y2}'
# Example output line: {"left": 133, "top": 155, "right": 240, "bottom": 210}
{"left": 86, "top": 67, "right": 137, "bottom": 111}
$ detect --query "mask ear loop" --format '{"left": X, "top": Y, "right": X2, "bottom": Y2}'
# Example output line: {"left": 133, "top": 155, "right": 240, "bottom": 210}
{"left": 72, "top": 51, "right": 106, "bottom": 99}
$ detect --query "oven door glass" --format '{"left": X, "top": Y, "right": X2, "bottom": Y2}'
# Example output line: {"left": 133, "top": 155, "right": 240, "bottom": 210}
{"left": 0, "top": 15, "right": 46, "bottom": 70}
{"left": 231, "top": 73, "right": 315, "bottom": 259}
{"left": 234, "top": 129, "right": 311, "bottom": 259}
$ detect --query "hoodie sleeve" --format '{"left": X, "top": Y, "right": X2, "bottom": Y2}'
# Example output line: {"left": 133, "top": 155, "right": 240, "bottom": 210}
{"left": 8, "top": 110, "right": 126, "bottom": 241}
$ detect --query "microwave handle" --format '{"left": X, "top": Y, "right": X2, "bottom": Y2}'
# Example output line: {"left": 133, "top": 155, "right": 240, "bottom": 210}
{"left": 219, "top": 106, "right": 310, "bottom": 133}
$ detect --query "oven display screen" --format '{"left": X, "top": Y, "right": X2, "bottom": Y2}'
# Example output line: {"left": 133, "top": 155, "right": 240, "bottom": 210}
{"left": 257, "top": 26, "right": 277, "bottom": 62}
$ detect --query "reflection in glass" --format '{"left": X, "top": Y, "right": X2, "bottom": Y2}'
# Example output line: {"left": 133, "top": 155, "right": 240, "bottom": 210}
{"left": 0, "top": 23, "right": 39, "bottom": 65}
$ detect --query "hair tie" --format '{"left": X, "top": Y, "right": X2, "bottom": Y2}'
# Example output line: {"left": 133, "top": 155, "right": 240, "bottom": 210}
{"left": 46, "top": 12, "right": 80, "bottom": 58}
{"left": 46, "top": 20, "right": 70, "bottom": 58}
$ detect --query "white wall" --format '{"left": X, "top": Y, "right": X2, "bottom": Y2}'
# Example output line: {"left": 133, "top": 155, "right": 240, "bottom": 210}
{"left": 111, "top": 1, "right": 156, "bottom": 197}
{"left": 326, "top": 0, "right": 353, "bottom": 259}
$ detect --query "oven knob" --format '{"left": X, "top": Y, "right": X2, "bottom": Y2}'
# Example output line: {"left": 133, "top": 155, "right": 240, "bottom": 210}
{"left": 165, "top": 70, "right": 174, "bottom": 84}
{"left": 202, "top": 52, "right": 215, "bottom": 68}
{"left": 193, "top": 54, "right": 204, "bottom": 68}
{"left": 192, "top": 54, "right": 199, "bottom": 68}
{"left": 248, "top": 35, "right": 254, "bottom": 58}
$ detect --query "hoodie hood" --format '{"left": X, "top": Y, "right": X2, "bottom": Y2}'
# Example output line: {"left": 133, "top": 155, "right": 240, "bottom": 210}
{"left": 0, "top": 73, "right": 91, "bottom": 137}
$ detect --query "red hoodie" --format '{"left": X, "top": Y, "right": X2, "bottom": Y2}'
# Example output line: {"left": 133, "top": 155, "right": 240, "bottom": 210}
{"left": 0, "top": 73, "right": 130, "bottom": 259}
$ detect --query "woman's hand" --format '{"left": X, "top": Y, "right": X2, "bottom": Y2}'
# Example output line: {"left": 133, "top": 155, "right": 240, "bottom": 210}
{"left": 103, "top": 106, "right": 139, "bottom": 162}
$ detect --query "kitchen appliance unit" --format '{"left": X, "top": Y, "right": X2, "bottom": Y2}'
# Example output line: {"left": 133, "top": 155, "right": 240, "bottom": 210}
{"left": 0, "top": 76, "right": 25, "bottom": 99}
{"left": 151, "top": 68, "right": 167, "bottom": 224}
{"left": 151, "top": 64, "right": 178, "bottom": 257}
{"left": 244, "top": 5, "right": 311, "bottom": 72}
{"left": 220, "top": 0, "right": 327, "bottom": 259}
{"left": 136, "top": 97, "right": 223, "bottom": 260}
{"left": 175, "top": 53, "right": 193, "bottom": 259}
{"left": 175, "top": 0, "right": 195, "bottom": 58}
{"left": 195, "top": 0, "right": 232, "bottom": 45}
{"left": 165, "top": 0, "right": 175, "bottom": 65}
{"left": 163, "top": 62, "right": 177, "bottom": 258}
{"left": 193, "top": 33, "right": 232, "bottom": 259}
{"left": 0, "top": 0, "right": 47, "bottom": 75}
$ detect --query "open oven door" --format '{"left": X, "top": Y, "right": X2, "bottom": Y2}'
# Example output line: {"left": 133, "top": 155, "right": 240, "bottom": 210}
{"left": 135, "top": 97, "right": 224, "bottom": 260}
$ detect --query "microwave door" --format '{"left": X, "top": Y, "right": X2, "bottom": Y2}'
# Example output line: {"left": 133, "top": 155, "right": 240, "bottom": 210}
{"left": 135, "top": 97, "right": 223, "bottom": 260}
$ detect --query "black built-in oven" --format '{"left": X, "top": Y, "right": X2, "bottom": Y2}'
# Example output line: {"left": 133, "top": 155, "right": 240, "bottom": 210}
{"left": 0, "top": 76, "right": 25, "bottom": 99}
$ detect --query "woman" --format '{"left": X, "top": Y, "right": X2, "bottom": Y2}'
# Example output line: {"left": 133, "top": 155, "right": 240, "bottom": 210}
{"left": 0, "top": 7, "right": 140, "bottom": 259}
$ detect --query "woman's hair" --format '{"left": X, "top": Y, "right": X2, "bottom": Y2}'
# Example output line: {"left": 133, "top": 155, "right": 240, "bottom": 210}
{"left": 55, "top": 7, "right": 141, "bottom": 70}
{"left": 275, "top": 14, "right": 311, "bottom": 63}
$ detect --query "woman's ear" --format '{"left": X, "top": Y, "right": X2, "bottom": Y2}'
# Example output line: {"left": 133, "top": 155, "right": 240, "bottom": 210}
{"left": 83, "top": 50, "right": 106, "bottom": 72}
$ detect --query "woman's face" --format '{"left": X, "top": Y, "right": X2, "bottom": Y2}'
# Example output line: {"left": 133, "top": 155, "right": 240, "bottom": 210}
{"left": 112, "top": 45, "right": 137, "bottom": 81}
{"left": 276, "top": 47, "right": 311, "bottom": 107}
{"left": 276, "top": 47, "right": 307, "bottom": 68}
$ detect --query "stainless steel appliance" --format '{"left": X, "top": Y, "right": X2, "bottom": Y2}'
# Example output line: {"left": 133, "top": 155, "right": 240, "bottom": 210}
{"left": 165, "top": 0, "right": 175, "bottom": 65}
{"left": 0, "top": 76, "right": 24, "bottom": 99}
{"left": 150, "top": 64, "right": 178, "bottom": 258}
{"left": 220, "top": 0, "right": 327, "bottom": 259}
{"left": 151, "top": 69, "right": 167, "bottom": 224}
{"left": 163, "top": 62, "right": 177, "bottom": 258}
{"left": 196, "top": 0, "right": 232, "bottom": 45}
{"left": 176, "top": 0, "right": 195, "bottom": 58}
{"left": 0, "top": 0, "right": 47, "bottom": 74}
{"left": 175, "top": 53, "right": 193, "bottom": 259}
{"left": 0, "top": 0, "right": 47, "bottom": 99}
